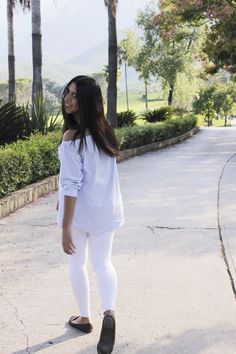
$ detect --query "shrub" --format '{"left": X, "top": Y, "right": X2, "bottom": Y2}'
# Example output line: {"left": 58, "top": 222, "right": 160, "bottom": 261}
{"left": 0, "top": 101, "right": 29, "bottom": 145}
{"left": 30, "top": 96, "right": 62, "bottom": 134}
{"left": 0, "top": 115, "right": 197, "bottom": 197}
{"left": 10, "top": 134, "right": 59, "bottom": 183}
{"left": 116, "top": 115, "right": 197, "bottom": 150}
{"left": 0, "top": 133, "right": 60, "bottom": 198}
{"left": 27, "top": 134, "right": 59, "bottom": 178}
{"left": 12, "top": 139, "right": 45, "bottom": 182}
{"left": 172, "top": 107, "right": 188, "bottom": 117}
{"left": 0, "top": 148, "right": 31, "bottom": 196}
{"left": 143, "top": 106, "right": 172, "bottom": 123}
{"left": 117, "top": 110, "right": 137, "bottom": 127}
{"left": 0, "top": 98, "right": 62, "bottom": 146}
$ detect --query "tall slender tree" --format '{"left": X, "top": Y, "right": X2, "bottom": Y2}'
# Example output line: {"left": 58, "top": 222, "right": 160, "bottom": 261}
{"left": 104, "top": 0, "right": 118, "bottom": 127}
{"left": 118, "top": 46, "right": 129, "bottom": 110}
{"left": 31, "top": 0, "right": 42, "bottom": 101}
{"left": 118, "top": 29, "right": 141, "bottom": 111}
{"left": 7, "top": 0, "right": 30, "bottom": 102}
{"left": 7, "top": 0, "right": 15, "bottom": 101}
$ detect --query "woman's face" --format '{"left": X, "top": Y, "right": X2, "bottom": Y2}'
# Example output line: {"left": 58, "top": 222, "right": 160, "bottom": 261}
{"left": 63, "top": 82, "right": 79, "bottom": 115}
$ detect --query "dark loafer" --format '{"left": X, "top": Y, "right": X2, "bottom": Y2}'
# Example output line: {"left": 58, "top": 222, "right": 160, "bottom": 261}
{"left": 97, "top": 314, "right": 116, "bottom": 354}
{"left": 69, "top": 316, "right": 93, "bottom": 333}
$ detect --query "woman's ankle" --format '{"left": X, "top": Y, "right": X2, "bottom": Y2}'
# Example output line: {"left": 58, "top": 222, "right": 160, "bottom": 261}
{"left": 80, "top": 316, "right": 90, "bottom": 323}
{"left": 104, "top": 310, "right": 115, "bottom": 317}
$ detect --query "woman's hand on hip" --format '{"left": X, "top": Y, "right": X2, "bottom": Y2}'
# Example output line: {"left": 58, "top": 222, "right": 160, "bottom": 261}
{"left": 62, "top": 227, "right": 76, "bottom": 255}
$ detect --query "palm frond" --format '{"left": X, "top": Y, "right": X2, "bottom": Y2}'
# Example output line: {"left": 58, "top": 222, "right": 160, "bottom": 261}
{"left": 10, "top": 0, "right": 30, "bottom": 10}
{"left": 7, "top": 0, "right": 31, "bottom": 10}
{"left": 18, "top": 0, "right": 30, "bottom": 9}
{"left": 0, "top": 102, "right": 28, "bottom": 144}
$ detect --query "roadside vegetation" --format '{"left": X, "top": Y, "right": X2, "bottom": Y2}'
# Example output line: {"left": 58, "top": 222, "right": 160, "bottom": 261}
{"left": 1, "top": 0, "right": 236, "bottom": 198}
{"left": 0, "top": 114, "right": 197, "bottom": 198}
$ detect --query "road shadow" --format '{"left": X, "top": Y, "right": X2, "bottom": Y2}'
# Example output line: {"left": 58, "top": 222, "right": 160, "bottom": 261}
{"left": 11, "top": 322, "right": 87, "bottom": 354}
{"left": 33, "top": 323, "right": 235, "bottom": 354}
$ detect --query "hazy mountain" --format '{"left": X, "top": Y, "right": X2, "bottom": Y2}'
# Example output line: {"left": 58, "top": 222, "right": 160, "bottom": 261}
{"left": 67, "top": 40, "right": 108, "bottom": 71}
{"left": 0, "top": 0, "right": 151, "bottom": 88}
{"left": 66, "top": 39, "right": 143, "bottom": 89}
{"left": 0, "top": 39, "right": 143, "bottom": 89}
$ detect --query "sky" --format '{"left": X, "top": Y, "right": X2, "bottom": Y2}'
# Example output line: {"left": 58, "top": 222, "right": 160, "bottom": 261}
{"left": 0, "top": 0, "right": 151, "bottom": 76}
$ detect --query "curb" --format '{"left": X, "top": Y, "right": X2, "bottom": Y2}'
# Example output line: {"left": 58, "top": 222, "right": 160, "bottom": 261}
{"left": 0, "top": 126, "right": 200, "bottom": 219}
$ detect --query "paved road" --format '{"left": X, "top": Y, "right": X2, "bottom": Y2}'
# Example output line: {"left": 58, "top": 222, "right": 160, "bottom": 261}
{"left": 0, "top": 127, "right": 236, "bottom": 354}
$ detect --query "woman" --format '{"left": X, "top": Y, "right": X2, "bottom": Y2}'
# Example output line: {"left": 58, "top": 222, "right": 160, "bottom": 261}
{"left": 57, "top": 75, "right": 124, "bottom": 354}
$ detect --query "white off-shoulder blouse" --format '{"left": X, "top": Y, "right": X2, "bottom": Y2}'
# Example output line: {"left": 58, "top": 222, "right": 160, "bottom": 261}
{"left": 57, "top": 135, "right": 124, "bottom": 234}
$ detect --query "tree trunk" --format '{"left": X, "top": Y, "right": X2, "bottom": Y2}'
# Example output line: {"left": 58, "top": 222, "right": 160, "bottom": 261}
{"left": 124, "top": 59, "right": 129, "bottom": 111}
{"left": 168, "top": 84, "right": 174, "bottom": 106}
{"left": 7, "top": 0, "right": 16, "bottom": 102}
{"left": 31, "top": 0, "right": 42, "bottom": 102}
{"left": 106, "top": 2, "right": 118, "bottom": 127}
{"left": 144, "top": 79, "right": 148, "bottom": 110}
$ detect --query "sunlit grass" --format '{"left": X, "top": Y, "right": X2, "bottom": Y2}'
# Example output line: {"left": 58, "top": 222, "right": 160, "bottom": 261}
{"left": 197, "top": 115, "right": 232, "bottom": 127}
{"left": 54, "top": 91, "right": 168, "bottom": 126}
{"left": 116, "top": 91, "right": 166, "bottom": 114}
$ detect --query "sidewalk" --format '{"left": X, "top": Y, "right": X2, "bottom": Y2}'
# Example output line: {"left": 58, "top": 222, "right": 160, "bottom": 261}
{"left": 0, "top": 127, "right": 236, "bottom": 354}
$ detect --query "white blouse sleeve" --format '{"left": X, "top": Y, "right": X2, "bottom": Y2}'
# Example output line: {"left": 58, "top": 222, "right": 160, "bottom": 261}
{"left": 59, "top": 142, "right": 84, "bottom": 197}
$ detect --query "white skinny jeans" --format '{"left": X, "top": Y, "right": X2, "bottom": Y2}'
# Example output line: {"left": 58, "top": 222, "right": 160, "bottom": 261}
{"left": 69, "top": 228, "right": 117, "bottom": 318}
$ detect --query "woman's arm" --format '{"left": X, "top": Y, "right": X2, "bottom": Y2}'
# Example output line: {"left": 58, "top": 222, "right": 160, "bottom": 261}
{"left": 59, "top": 134, "right": 84, "bottom": 254}
{"left": 62, "top": 195, "right": 77, "bottom": 255}
{"left": 63, "top": 195, "right": 77, "bottom": 228}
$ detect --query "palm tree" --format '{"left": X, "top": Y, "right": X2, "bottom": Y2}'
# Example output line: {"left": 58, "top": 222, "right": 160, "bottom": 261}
{"left": 7, "top": 0, "right": 30, "bottom": 102}
{"left": 31, "top": 0, "right": 42, "bottom": 101}
{"left": 7, "top": 0, "right": 15, "bottom": 101}
{"left": 104, "top": 0, "right": 118, "bottom": 128}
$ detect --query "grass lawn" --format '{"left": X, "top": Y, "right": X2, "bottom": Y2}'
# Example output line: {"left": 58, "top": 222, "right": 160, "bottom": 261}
{"left": 54, "top": 91, "right": 167, "bottom": 125}
{"left": 197, "top": 115, "right": 232, "bottom": 127}
{"left": 116, "top": 90, "right": 167, "bottom": 114}
{"left": 56, "top": 91, "right": 234, "bottom": 128}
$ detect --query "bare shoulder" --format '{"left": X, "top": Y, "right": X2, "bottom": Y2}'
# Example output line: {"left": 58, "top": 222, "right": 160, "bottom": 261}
{"left": 63, "top": 129, "right": 91, "bottom": 141}
{"left": 63, "top": 129, "right": 78, "bottom": 141}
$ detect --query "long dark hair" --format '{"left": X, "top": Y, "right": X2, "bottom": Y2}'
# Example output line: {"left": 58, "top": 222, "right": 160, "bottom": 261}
{"left": 61, "top": 75, "right": 119, "bottom": 157}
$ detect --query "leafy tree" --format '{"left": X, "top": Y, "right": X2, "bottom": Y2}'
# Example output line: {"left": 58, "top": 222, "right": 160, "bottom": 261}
{"left": 136, "top": 3, "right": 200, "bottom": 106}
{"left": 134, "top": 47, "right": 152, "bottom": 110}
{"left": 193, "top": 81, "right": 236, "bottom": 126}
{"left": 157, "top": 0, "right": 236, "bottom": 74}
{"left": 43, "top": 79, "right": 63, "bottom": 99}
{"left": 102, "top": 65, "right": 121, "bottom": 104}
{"left": 193, "top": 85, "right": 216, "bottom": 126}
{"left": 102, "top": 65, "right": 109, "bottom": 86}
{"left": 90, "top": 72, "right": 107, "bottom": 103}
{"left": 118, "top": 47, "right": 129, "bottom": 110}
{"left": 173, "top": 64, "right": 204, "bottom": 112}
{"left": 118, "top": 29, "right": 141, "bottom": 110}
{"left": 213, "top": 84, "right": 236, "bottom": 126}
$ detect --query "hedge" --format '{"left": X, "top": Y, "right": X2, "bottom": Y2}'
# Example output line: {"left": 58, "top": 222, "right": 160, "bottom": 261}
{"left": 0, "top": 132, "right": 60, "bottom": 197}
{"left": 117, "top": 115, "right": 197, "bottom": 150}
{"left": 0, "top": 115, "right": 197, "bottom": 197}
